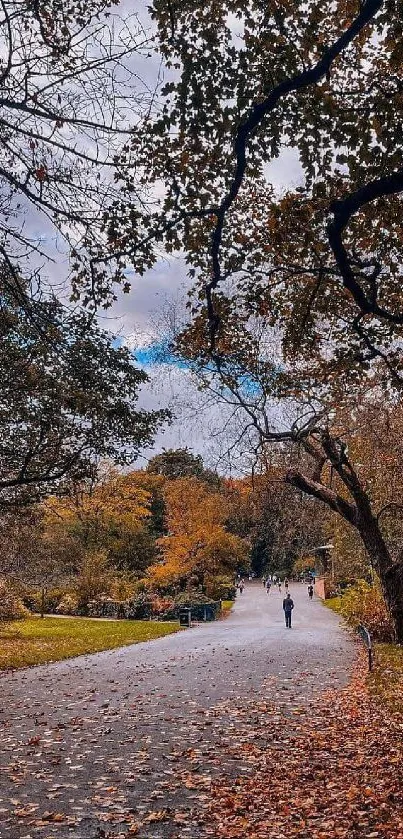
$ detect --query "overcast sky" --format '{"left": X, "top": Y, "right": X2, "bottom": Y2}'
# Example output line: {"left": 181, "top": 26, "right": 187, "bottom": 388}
{"left": 26, "top": 2, "right": 305, "bottom": 471}
{"left": 106, "top": 145, "right": 304, "bottom": 470}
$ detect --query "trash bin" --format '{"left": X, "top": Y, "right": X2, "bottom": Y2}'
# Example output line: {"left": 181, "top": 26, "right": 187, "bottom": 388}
{"left": 179, "top": 609, "right": 192, "bottom": 627}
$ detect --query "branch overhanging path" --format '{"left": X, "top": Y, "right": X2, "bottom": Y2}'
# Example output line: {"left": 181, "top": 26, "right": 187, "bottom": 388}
{"left": 202, "top": 0, "right": 386, "bottom": 345}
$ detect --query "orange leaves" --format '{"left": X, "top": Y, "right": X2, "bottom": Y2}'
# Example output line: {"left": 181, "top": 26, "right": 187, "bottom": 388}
{"left": 149, "top": 477, "right": 247, "bottom": 587}
{"left": 202, "top": 664, "right": 403, "bottom": 839}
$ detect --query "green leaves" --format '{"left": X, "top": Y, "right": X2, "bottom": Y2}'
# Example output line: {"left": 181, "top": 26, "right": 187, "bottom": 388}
{"left": 0, "top": 277, "right": 168, "bottom": 506}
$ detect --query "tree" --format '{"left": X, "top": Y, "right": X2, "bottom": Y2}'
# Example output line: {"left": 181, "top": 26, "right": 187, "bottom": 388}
{"left": 147, "top": 448, "right": 205, "bottom": 479}
{"left": 104, "top": 0, "right": 403, "bottom": 375}
{"left": 225, "top": 472, "right": 327, "bottom": 578}
{"left": 0, "top": 278, "right": 167, "bottom": 506}
{"left": 0, "top": 0, "right": 153, "bottom": 308}
{"left": 103, "top": 1, "right": 403, "bottom": 640}
{"left": 148, "top": 477, "right": 247, "bottom": 590}
{"left": 45, "top": 468, "right": 157, "bottom": 576}
{"left": 0, "top": 506, "right": 77, "bottom": 616}
{"left": 147, "top": 448, "right": 221, "bottom": 486}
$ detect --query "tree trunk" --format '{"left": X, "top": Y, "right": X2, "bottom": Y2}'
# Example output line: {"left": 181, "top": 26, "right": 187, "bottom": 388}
{"left": 288, "top": 464, "right": 403, "bottom": 642}
{"left": 40, "top": 587, "right": 45, "bottom": 619}
{"left": 384, "top": 561, "right": 403, "bottom": 644}
{"left": 357, "top": 514, "right": 403, "bottom": 643}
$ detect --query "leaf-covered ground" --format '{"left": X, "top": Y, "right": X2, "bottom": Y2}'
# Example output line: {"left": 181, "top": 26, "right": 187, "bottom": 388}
{"left": 2, "top": 585, "right": 399, "bottom": 839}
{"left": 200, "top": 659, "right": 403, "bottom": 839}
{"left": 0, "top": 617, "right": 180, "bottom": 670}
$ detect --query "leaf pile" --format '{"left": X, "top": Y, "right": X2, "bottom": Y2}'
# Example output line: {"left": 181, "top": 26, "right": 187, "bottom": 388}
{"left": 203, "top": 663, "right": 403, "bottom": 839}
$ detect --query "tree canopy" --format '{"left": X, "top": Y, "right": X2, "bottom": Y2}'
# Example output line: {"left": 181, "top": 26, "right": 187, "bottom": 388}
{"left": 102, "top": 0, "right": 403, "bottom": 641}
{"left": 0, "top": 275, "right": 168, "bottom": 506}
{"left": 106, "top": 0, "right": 403, "bottom": 386}
{"left": 147, "top": 447, "right": 221, "bottom": 486}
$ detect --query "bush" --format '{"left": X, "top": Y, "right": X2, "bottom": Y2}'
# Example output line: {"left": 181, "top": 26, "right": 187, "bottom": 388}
{"left": 23, "top": 588, "right": 65, "bottom": 614}
{"left": 339, "top": 579, "right": 394, "bottom": 642}
{"left": 150, "top": 593, "right": 175, "bottom": 616}
{"left": 56, "top": 593, "right": 80, "bottom": 615}
{"left": 0, "top": 580, "right": 29, "bottom": 621}
{"left": 87, "top": 593, "right": 154, "bottom": 619}
{"left": 204, "top": 575, "right": 236, "bottom": 601}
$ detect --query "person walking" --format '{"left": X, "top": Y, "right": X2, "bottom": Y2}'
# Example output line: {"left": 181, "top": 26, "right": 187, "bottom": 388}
{"left": 283, "top": 592, "right": 294, "bottom": 628}
{"left": 284, "top": 579, "right": 289, "bottom": 591}
{"left": 266, "top": 579, "right": 271, "bottom": 595}
{"left": 262, "top": 576, "right": 266, "bottom": 587}
{"left": 308, "top": 584, "right": 314, "bottom": 600}
{"left": 239, "top": 581, "right": 244, "bottom": 594}
{"left": 277, "top": 580, "right": 282, "bottom": 593}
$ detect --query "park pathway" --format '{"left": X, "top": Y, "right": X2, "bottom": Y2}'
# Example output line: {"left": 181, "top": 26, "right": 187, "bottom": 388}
{"left": 0, "top": 583, "right": 355, "bottom": 838}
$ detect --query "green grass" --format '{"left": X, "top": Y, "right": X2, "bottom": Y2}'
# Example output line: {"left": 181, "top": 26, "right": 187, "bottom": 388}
{"left": 324, "top": 596, "right": 342, "bottom": 613}
{"left": 0, "top": 616, "right": 181, "bottom": 671}
{"left": 368, "top": 642, "right": 403, "bottom": 713}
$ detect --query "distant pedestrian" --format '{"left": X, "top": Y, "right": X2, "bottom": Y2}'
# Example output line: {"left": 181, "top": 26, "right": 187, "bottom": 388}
{"left": 239, "top": 581, "right": 244, "bottom": 594}
{"left": 308, "top": 584, "right": 314, "bottom": 600}
{"left": 283, "top": 593, "right": 294, "bottom": 628}
{"left": 284, "top": 579, "right": 289, "bottom": 591}
{"left": 266, "top": 580, "right": 271, "bottom": 594}
{"left": 262, "top": 576, "right": 266, "bottom": 587}
{"left": 277, "top": 581, "right": 281, "bottom": 593}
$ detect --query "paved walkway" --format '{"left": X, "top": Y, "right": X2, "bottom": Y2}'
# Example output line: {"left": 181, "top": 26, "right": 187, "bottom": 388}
{"left": 0, "top": 583, "right": 355, "bottom": 838}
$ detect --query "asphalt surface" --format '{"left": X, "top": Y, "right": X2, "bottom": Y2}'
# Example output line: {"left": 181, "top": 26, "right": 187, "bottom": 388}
{"left": 0, "top": 582, "right": 355, "bottom": 839}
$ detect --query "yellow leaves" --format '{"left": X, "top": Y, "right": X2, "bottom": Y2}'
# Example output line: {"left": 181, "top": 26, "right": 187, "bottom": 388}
{"left": 46, "top": 469, "right": 151, "bottom": 531}
{"left": 149, "top": 478, "right": 247, "bottom": 586}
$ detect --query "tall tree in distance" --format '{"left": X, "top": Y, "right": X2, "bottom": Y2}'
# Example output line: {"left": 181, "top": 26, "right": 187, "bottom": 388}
{"left": 149, "top": 477, "right": 247, "bottom": 592}
{"left": 147, "top": 448, "right": 221, "bottom": 487}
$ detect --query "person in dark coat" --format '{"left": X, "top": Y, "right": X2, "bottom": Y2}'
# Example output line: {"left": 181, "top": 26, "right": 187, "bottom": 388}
{"left": 283, "top": 593, "right": 294, "bottom": 628}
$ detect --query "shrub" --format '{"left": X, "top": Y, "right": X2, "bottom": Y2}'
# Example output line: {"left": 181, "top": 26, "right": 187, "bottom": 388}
{"left": 150, "top": 593, "right": 175, "bottom": 616}
{"left": 56, "top": 593, "right": 80, "bottom": 615}
{"left": 127, "top": 593, "right": 154, "bottom": 619}
{"left": 23, "top": 588, "right": 65, "bottom": 614}
{"left": 339, "top": 579, "right": 394, "bottom": 642}
{"left": 87, "top": 592, "right": 154, "bottom": 619}
{"left": 204, "top": 575, "right": 236, "bottom": 601}
{"left": 0, "top": 580, "right": 29, "bottom": 621}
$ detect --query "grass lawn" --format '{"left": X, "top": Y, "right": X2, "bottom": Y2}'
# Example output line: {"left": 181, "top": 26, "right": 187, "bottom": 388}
{"left": 0, "top": 616, "right": 181, "bottom": 671}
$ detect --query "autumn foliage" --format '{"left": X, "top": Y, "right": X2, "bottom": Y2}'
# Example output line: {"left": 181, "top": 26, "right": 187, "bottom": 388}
{"left": 338, "top": 580, "right": 394, "bottom": 642}
{"left": 149, "top": 477, "right": 247, "bottom": 592}
{"left": 204, "top": 662, "right": 403, "bottom": 839}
